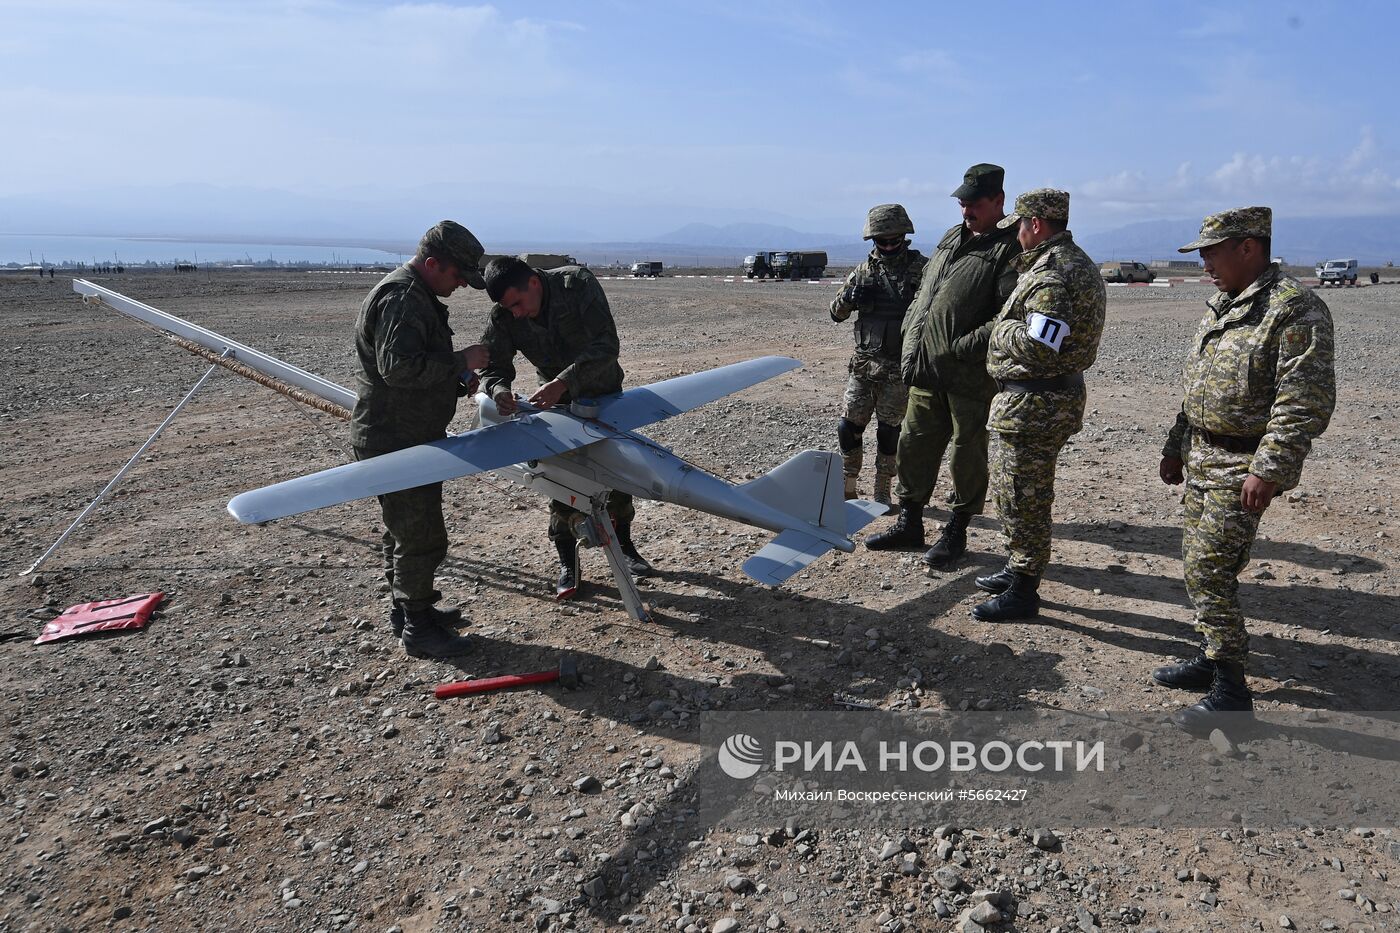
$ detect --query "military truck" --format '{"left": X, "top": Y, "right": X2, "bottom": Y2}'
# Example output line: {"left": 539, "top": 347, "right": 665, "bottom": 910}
{"left": 743, "top": 251, "right": 776, "bottom": 278}
{"left": 631, "top": 261, "right": 663, "bottom": 277}
{"left": 770, "top": 250, "right": 828, "bottom": 280}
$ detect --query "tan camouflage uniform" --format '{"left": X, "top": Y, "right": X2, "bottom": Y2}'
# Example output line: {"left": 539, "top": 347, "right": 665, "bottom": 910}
{"left": 1164, "top": 207, "right": 1335, "bottom": 663}
{"left": 986, "top": 190, "right": 1106, "bottom": 576}
{"left": 831, "top": 242, "right": 927, "bottom": 493}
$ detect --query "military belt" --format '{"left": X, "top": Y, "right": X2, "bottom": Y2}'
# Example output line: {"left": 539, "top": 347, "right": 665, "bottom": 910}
{"left": 1194, "top": 428, "right": 1263, "bottom": 454}
{"left": 995, "top": 372, "right": 1084, "bottom": 393}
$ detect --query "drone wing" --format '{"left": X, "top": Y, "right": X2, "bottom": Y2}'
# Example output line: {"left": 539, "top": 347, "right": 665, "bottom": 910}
{"left": 226, "top": 409, "right": 606, "bottom": 523}
{"left": 596, "top": 356, "right": 800, "bottom": 432}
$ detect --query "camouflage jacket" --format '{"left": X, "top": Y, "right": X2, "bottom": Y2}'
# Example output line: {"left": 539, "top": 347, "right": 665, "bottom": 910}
{"left": 986, "top": 231, "right": 1106, "bottom": 435}
{"left": 350, "top": 264, "right": 464, "bottom": 451}
{"left": 830, "top": 246, "right": 928, "bottom": 371}
{"left": 900, "top": 222, "right": 1021, "bottom": 399}
{"left": 479, "top": 266, "right": 624, "bottom": 402}
{"left": 1162, "top": 264, "right": 1335, "bottom": 490}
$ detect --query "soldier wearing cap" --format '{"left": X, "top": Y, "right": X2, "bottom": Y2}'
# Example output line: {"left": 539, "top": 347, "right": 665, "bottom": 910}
{"left": 479, "top": 256, "right": 653, "bottom": 600}
{"left": 866, "top": 163, "right": 1022, "bottom": 570}
{"left": 829, "top": 204, "right": 928, "bottom": 511}
{"left": 971, "top": 189, "right": 1105, "bottom": 621}
{"left": 1157, "top": 206, "right": 1335, "bottom": 735}
{"left": 351, "top": 220, "right": 491, "bottom": 659}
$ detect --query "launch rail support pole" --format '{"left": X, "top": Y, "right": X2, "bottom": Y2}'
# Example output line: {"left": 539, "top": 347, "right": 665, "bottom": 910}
{"left": 586, "top": 493, "right": 652, "bottom": 623}
{"left": 20, "top": 350, "right": 231, "bottom": 577}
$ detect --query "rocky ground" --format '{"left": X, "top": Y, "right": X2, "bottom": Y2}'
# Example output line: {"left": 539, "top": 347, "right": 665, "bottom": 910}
{"left": 1, "top": 268, "right": 1397, "bottom": 932}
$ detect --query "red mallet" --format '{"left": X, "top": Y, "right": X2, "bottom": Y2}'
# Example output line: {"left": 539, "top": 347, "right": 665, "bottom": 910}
{"left": 434, "top": 656, "right": 580, "bottom": 699}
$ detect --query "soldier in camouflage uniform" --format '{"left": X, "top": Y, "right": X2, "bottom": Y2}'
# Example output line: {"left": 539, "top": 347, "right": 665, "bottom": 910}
{"left": 479, "top": 256, "right": 654, "bottom": 600}
{"left": 866, "top": 164, "right": 1022, "bottom": 567}
{"left": 351, "top": 221, "right": 490, "bottom": 659}
{"left": 972, "top": 189, "right": 1105, "bottom": 622}
{"left": 1156, "top": 207, "right": 1335, "bottom": 735}
{"left": 830, "top": 204, "right": 928, "bottom": 512}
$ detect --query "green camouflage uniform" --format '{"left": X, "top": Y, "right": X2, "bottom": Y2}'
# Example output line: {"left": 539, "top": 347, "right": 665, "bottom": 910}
{"left": 986, "top": 191, "right": 1106, "bottom": 576}
{"left": 351, "top": 262, "right": 469, "bottom": 611}
{"left": 1164, "top": 220, "right": 1335, "bottom": 662}
{"left": 830, "top": 244, "right": 928, "bottom": 479}
{"left": 478, "top": 265, "right": 635, "bottom": 538}
{"left": 896, "top": 223, "right": 1021, "bottom": 512}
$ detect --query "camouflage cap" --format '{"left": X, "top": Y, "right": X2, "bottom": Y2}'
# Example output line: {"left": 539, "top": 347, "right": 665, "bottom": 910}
{"left": 862, "top": 203, "right": 915, "bottom": 239}
{"left": 1177, "top": 206, "right": 1272, "bottom": 253}
{"left": 996, "top": 188, "right": 1070, "bottom": 229}
{"left": 951, "top": 163, "right": 1005, "bottom": 200}
{"left": 419, "top": 220, "right": 486, "bottom": 288}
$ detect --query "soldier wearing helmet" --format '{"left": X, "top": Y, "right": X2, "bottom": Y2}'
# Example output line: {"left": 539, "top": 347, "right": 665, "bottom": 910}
{"left": 829, "top": 204, "right": 928, "bottom": 511}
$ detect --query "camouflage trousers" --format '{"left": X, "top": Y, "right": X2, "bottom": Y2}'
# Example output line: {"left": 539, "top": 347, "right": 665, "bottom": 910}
{"left": 843, "top": 362, "right": 908, "bottom": 429}
{"left": 894, "top": 387, "right": 991, "bottom": 514}
{"left": 989, "top": 425, "right": 1074, "bottom": 576}
{"left": 354, "top": 445, "right": 448, "bottom": 612}
{"left": 840, "top": 362, "right": 907, "bottom": 477}
{"left": 1182, "top": 483, "right": 1261, "bottom": 664}
{"left": 549, "top": 492, "right": 636, "bottom": 542}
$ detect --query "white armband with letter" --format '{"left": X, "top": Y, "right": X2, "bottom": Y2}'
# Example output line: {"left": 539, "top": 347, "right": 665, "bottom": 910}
{"left": 1026, "top": 312, "right": 1069, "bottom": 352}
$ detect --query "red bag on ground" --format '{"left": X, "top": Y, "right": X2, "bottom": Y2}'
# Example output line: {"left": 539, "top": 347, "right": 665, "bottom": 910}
{"left": 35, "top": 592, "right": 165, "bottom": 645}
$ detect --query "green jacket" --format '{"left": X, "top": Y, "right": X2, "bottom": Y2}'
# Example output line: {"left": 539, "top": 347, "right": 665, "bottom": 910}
{"left": 350, "top": 264, "right": 464, "bottom": 451}
{"left": 1162, "top": 264, "right": 1334, "bottom": 491}
{"left": 479, "top": 266, "right": 624, "bottom": 401}
{"left": 900, "top": 222, "right": 1021, "bottom": 399}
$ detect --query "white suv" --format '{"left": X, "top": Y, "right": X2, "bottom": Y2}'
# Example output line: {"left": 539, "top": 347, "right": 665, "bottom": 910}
{"left": 1315, "top": 258, "right": 1358, "bottom": 287}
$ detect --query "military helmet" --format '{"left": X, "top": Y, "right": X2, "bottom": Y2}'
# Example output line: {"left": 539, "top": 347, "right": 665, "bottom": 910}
{"left": 862, "top": 203, "right": 915, "bottom": 240}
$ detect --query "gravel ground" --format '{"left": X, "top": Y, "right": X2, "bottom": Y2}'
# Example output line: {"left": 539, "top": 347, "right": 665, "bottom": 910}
{"left": 1, "top": 269, "right": 1397, "bottom": 932}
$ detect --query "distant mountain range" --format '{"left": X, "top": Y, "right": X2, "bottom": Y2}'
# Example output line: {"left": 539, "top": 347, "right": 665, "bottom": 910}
{"left": 1076, "top": 216, "right": 1398, "bottom": 266}
{"left": 636, "top": 216, "right": 1399, "bottom": 267}
{"left": 2, "top": 181, "right": 1394, "bottom": 266}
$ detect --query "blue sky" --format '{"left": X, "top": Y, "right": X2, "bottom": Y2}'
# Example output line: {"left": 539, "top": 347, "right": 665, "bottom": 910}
{"left": 1, "top": 0, "right": 1396, "bottom": 240}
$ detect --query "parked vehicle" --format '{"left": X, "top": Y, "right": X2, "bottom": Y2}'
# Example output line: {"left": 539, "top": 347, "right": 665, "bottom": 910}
{"left": 1314, "top": 258, "right": 1358, "bottom": 287}
{"left": 631, "top": 261, "right": 663, "bottom": 277}
{"left": 1099, "top": 261, "right": 1156, "bottom": 283}
{"left": 743, "top": 251, "right": 776, "bottom": 278}
{"left": 770, "top": 250, "right": 828, "bottom": 280}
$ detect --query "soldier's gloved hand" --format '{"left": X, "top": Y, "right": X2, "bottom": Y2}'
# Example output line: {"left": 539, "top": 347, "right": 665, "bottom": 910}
{"left": 849, "top": 282, "right": 871, "bottom": 305}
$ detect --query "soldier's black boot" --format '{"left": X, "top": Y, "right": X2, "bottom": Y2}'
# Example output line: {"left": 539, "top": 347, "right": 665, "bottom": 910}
{"left": 390, "top": 601, "right": 460, "bottom": 638}
{"left": 971, "top": 572, "right": 1040, "bottom": 621}
{"left": 974, "top": 563, "right": 1017, "bottom": 594}
{"left": 921, "top": 512, "right": 970, "bottom": 570}
{"left": 1171, "top": 660, "right": 1253, "bottom": 736}
{"left": 865, "top": 502, "right": 924, "bottom": 550}
{"left": 1152, "top": 646, "right": 1216, "bottom": 690}
{"left": 555, "top": 536, "right": 581, "bottom": 600}
{"left": 400, "top": 609, "right": 473, "bottom": 659}
{"left": 615, "top": 521, "right": 657, "bottom": 577}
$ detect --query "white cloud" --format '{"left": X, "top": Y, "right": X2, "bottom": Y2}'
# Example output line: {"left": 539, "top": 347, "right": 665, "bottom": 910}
{"left": 1078, "top": 129, "right": 1400, "bottom": 220}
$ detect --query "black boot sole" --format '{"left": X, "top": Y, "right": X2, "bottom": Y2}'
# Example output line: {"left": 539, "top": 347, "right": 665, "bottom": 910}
{"left": 1171, "top": 706, "right": 1254, "bottom": 737}
{"left": 971, "top": 596, "right": 1040, "bottom": 622}
{"left": 865, "top": 535, "right": 925, "bottom": 551}
{"left": 1151, "top": 670, "right": 1216, "bottom": 690}
{"left": 921, "top": 551, "right": 964, "bottom": 571}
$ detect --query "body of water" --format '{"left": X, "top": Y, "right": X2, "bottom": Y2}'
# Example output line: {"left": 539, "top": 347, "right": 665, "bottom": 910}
{"left": 0, "top": 234, "right": 403, "bottom": 267}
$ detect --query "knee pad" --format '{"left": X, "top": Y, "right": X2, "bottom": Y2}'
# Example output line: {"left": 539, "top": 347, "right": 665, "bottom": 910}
{"left": 876, "top": 421, "right": 900, "bottom": 456}
{"left": 837, "top": 418, "right": 864, "bottom": 453}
